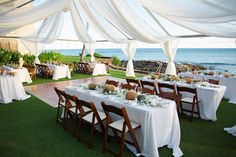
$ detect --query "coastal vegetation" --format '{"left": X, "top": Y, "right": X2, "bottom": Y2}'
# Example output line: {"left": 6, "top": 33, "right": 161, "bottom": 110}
{"left": 39, "top": 51, "right": 63, "bottom": 63}
{"left": 111, "top": 55, "right": 121, "bottom": 70}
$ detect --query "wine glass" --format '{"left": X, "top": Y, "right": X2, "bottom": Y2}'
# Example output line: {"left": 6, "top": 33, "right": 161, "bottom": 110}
{"left": 137, "top": 87, "right": 142, "bottom": 94}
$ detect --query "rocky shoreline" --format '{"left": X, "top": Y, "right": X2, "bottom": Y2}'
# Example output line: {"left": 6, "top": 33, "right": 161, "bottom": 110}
{"left": 121, "top": 60, "right": 207, "bottom": 73}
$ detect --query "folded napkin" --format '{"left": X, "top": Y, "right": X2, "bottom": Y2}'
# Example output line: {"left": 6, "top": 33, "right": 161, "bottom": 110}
{"left": 224, "top": 125, "right": 236, "bottom": 136}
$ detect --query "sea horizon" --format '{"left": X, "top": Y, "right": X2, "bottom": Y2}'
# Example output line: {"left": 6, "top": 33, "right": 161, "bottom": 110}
{"left": 45, "top": 48, "right": 236, "bottom": 74}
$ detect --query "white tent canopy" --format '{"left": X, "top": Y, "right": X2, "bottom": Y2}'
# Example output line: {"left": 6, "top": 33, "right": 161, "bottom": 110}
{"left": 0, "top": 0, "right": 236, "bottom": 76}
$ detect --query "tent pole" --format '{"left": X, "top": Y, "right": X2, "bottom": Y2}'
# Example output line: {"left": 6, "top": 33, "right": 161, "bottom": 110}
{"left": 80, "top": 43, "right": 86, "bottom": 62}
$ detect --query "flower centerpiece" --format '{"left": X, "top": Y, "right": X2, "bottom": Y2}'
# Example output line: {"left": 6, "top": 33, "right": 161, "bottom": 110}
{"left": 103, "top": 84, "right": 117, "bottom": 94}
{"left": 125, "top": 90, "right": 137, "bottom": 100}
{"left": 160, "top": 74, "right": 168, "bottom": 81}
{"left": 88, "top": 82, "right": 97, "bottom": 90}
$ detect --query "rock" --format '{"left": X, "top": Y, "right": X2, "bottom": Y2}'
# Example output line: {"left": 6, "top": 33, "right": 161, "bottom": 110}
{"left": 120, "top": 60, "right": 207, "bottom": 74}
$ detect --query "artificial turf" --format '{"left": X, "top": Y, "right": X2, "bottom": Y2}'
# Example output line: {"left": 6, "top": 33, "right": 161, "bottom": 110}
{"left": 1, "top": 69, "right": 236, "bottom": 157}
{"left": 0, "top": 96, "right": 235, "bottom": 157}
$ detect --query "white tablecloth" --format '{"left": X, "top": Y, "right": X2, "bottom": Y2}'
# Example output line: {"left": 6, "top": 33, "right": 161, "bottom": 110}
{"left": 47, "top": 64, "right": 71, "bottom": 80}
{"left": 91, "top": 63, "right": 107, "bottom": 76}
{"left": 65, "top": 86, "right": 183, "bottom": 157}
{"left": 141, "top": 78, "right": 226, "bottom": 121}
{"left": 0, "top": 76, "right": 30, "bottom": 103}
{"left": 2, "top": 66, "right": 32, "bottom": 83}
{"left": 178, "top": 72, "right": 236, "bottom": 104}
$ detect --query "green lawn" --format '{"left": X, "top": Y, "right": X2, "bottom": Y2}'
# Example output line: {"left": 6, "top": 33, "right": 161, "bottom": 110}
{"left": 61, "top": 56, "right": 91, "bottom": 63}
{"left": 0, "top": 96, "right": 235, "bottom": 157}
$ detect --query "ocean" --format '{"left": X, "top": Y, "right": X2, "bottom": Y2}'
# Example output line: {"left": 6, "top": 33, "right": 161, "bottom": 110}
{"left": 46, "top": 48, "right": 236, "bottom": 74}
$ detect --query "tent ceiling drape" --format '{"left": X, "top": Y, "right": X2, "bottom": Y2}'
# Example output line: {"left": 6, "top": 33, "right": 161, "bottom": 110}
{"left": 0, "top": 0, "right": 236, "bottom": 76}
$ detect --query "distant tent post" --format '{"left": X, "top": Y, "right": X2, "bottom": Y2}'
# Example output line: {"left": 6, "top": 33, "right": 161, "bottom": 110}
{"left": 80, "top": 43, "right": 86, "bottom": 62}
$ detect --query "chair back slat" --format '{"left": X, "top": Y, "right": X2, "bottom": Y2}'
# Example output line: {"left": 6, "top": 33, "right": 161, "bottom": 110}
{"left": 208, "top": 79, "right": 219, "bottom": 85}
{"left": 177, "top": 86, "right": 196, "bottom": 94}
{"left": 101, "top": 102, "right": 124, "bottom": 116}
{"left": 158, "top": 82, "right": 176, "bottom": 94}
{"left": 105, "top": 79, "right": 119, "bottom": 87}
{"left": 140, "top": 80, "right": 157, "bottom": 95}
{"left": 120, "top": 83, "right": 136, "bottom": 91}
{"left": 126, "top": 78, "right": 141, "bottom": 87}
{"left": 54, "top": 87, "right": 66, "bottom": 104}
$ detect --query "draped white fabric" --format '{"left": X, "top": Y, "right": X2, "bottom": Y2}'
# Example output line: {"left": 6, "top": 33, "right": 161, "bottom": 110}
{"left": 69, "top": 1, "right": 94, "bottom": 43}
{"left": 20, "top": 11, "right": 64, "bottom": 63}
{"left": 20, "top": 41, "right": 45, "bottom": 64}
{"left": 88, "top": 43, "right": 96, "bottom": 62}
{"left": 94, "top": 0, "right": 167, "bottom": 43}
{"left": 0, "top": 0, "right": 71, "bottom": 35}
{"left": 161, "top": 39, "right": 179, "bottom": 75}
{"left": 122, "top": 42, "right": 136, "bottom": 77}
{"left": 139, "top": 0, "right": 236, "bottom": 38}
{"left": 73, "top": 0, "right": 128, "bottom": 43}
{"left": 0, "top": 0, "right": 236, "bottom": 76}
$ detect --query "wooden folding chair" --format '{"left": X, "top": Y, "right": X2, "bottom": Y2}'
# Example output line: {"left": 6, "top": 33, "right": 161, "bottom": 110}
{"left": 176, "top": 86, "right": 201, "bottom": 122}
{"left": 101, "top": 102, "right": 141, "bottom": 157}
{"left": 76, "top": 99, "right": 106, "bottom": 148}
{"left": 63, "top": 93, "right": 92, "bottom": 134}
{"left": 140, "top": 80, "right": 157, "bottom": 95}
{"left": 158, "top": 82, "right": 180, "bottom": 113}
{"left": 54, "top": 87, "right": 67, "bottom": 127}
{"left": 126, "top": 78, "right": 141, "bottom": 88}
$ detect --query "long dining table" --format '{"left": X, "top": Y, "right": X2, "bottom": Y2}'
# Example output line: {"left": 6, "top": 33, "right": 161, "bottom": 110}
{"left": 141, "top": 77, "right": 226, "bottom": 121}
{"left": 178, "top": 72, "right": 236, "bottom": 104}
{"left": 64, "top": 84, "right": 183, "bottom": 157}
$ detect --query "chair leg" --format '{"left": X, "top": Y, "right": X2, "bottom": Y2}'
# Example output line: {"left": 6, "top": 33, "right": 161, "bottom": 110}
{"left": 196, "top": 102, "right": 201, "bottom": 119}
{"left": 89, "top": 124, "right": 95, "bottom": 148}
{"left": 56, "top": 105, "right": 60, "bottom": 122}
{"left": 103, "top": 125, "right": 109, "bottom": 153}
{"left": 190, "top": 103, "right": 195, "bottom": 122}
{"left": 118, "top": 132, "right": 126, "bottom": 157}
{"left": 73, "top": 114, "right": 78, "bottom": 136}
{"left": 129, "top": 131, "right": 141, "bottom": 154}
{"left": 63, "top": 108, "right": 67, "bottom": 129}
{"left": 76, "top": 116, "right": 82, "bottom": 140}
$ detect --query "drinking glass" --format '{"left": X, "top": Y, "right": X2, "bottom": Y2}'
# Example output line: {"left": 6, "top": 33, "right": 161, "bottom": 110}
{"left": 137, "top": 87, "right": 142, "bottom": 94}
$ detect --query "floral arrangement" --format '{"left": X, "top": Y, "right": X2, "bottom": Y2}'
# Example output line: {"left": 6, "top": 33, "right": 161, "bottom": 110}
{"left": 88, "top": 83, "right": 97, "bottom": 90}
{"left": 125, "top": 90, "right": 137, "bottom": 100}
{"left": 103, "top": 84, "right": 117, "bottom": 94}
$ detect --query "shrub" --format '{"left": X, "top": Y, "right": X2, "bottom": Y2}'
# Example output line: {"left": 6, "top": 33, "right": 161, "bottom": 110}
{"left": 11, "top": 51, "right": 22, "bottom": 61}
{"left": 39, "top": 51, "right": 62, "bottom": 63}
{"left": 23, "top": 54, "right": 36, "bottom": 65}
{"left": 0, "top": 48, "right": 22, "bottom": 64}
{"left": 112, "top": 56, "right": 121, "bottom": 68}
{"left": 86, "top": 52, "right": 104, "bottom": 58}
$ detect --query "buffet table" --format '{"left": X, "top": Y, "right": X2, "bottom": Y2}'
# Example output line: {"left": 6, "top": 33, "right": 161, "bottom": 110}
{"left": 90, "top": 63, "right": 107, "bottom": 76}
{"left": 2, "top": 66, "right": 32, "bottom": 83}
{"left": 178, "top": 72, "right": 236, "bottom": 104}
{"left": 65, "top": 84, "right": 183, "bottom": 157}
{"left": 46, "top": 64, "right": 71, "bottom": 80}
{"left": 0, "top": 75, "right": 30, "bottom": 103}
{"left": 141, "top": 78, "right": 226, "bottom": 121}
